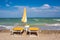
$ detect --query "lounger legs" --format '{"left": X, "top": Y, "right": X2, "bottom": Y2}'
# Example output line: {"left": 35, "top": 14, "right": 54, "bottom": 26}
{"left": 10, "top": 31, "right": 14, "bottom": 35}
{"left": 10, "top": 30, "right": 24, "bottom": 35}
{"left": 27, "top": 31, "right": 38, "bottom": 36}
{"left": 10, "top": 30, "right": 39, "bottom": 36}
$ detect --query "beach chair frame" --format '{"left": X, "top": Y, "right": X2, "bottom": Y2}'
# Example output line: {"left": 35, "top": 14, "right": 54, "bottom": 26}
{"left": 11, "top": 30, "right": 24, "bottom": 35}
{"left": 27, "top": 30, "right": 39, "bottom": 36}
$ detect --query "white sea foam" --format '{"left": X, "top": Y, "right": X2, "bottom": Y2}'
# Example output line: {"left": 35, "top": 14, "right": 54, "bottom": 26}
{"left": 33, "top": 19, "right": 39, "bottom": 21}
{"left": 0, "top": 25, "right": 13, "bottom": 29}
{"left": 45, "top": 23, "right": 60, "bottom": 26}
{"left": 53, "top": 19, "right": 60, "bottom": 21}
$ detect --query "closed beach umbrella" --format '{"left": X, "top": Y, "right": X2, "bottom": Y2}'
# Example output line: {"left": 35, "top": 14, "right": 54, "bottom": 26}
{"left": 21, "top": 8, "right": 27, "bottom": 23}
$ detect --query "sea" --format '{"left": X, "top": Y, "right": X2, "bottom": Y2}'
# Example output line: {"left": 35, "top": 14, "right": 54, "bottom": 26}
{"left": 0, "top": 18, "right": 60, "bottom": 30}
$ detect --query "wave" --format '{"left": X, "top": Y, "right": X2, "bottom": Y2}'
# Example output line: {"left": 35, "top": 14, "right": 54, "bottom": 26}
{"left": 53, "top": 19, "right": 60, "bottom": 21}
{"left": 33, "top": 19, "right": 39, "bottom": 21}
{"left": 0, "top": 25, "right": 13, "bottom": 29}
{"left": 45, "top": 23, "right": 60, "bottom": 26}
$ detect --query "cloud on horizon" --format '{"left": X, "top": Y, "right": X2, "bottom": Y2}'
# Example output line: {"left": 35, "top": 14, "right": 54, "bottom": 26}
{"left": 0, "top": 4, "right": 60, "bottom": 18}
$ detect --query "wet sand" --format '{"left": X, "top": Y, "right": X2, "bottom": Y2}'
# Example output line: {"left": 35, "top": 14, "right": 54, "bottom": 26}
{"left": 0, "top": 30, "right": 60, "bottom": 40}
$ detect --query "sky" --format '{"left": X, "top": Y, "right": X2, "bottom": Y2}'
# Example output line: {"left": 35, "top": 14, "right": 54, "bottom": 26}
{"left": 0, "top": 0, "right": 60, "bottom": 18}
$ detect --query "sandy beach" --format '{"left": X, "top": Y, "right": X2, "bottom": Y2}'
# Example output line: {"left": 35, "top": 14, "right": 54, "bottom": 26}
{"left": 0, "top": 30, "right": 60, "bottom": 40}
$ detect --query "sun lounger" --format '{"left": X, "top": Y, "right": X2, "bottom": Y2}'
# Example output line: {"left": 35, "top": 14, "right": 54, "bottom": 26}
{"left": 27, "top": 27, "right": 39, "bottom": 36}
{"left": 11, "top": 26, "right": 24, "bottom": 35}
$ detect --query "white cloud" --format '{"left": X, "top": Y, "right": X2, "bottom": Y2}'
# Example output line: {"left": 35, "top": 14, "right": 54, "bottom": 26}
{"left": 31, "top": 7, "right": 36, "bottom": 10}
{"left": 30, "top": 4, "right": 60, "bottom": 13}
{"left": 12, "top": 4, "right": 60, "bottom": 13}
{"left": 6, "top": 4, "right": 10, "bottom": 7}
{"left": 53, "top": 6, "right": 60, "bottom": 9}
{"left": 43, "top": 4, "right": 50, "bottom": 7}
{"left": 2, "top": 4, "right": 60, "bottom": 13}
{"left": 39, "top": 4, "right": 51, "bottom": 9}
{"left": 13, "top": 6, "right": 29, "bottom": 8}
{"left": 31, "top": 4, "right": 51, "bottom": 10}
{"left": 0, "top": 4, "right": 60, "bottom": 17}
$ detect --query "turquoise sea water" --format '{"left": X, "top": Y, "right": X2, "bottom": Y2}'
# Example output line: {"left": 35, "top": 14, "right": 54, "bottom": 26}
{"left": 0, "top": 18, "right": 60, "bottom": 30}
{"left": 0, "top": 18, "right": 60, "bottom": 25}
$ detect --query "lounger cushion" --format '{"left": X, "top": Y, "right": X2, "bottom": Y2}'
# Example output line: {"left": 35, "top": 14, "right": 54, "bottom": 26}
{"left": 13, "top": 27, "right": 24, "bottom": 31}
{"left": 29, "top": 27, "right": 39, "bottom": 31}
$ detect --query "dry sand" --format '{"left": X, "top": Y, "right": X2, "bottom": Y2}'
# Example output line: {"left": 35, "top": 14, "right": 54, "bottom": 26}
{"left": 0, "top": 30, "right": 60, "bottom": 40}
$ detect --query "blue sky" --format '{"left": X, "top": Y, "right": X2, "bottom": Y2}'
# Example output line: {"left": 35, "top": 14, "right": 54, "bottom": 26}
{"left": 0, "top": 0, "right": 60, "bottom": 18}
